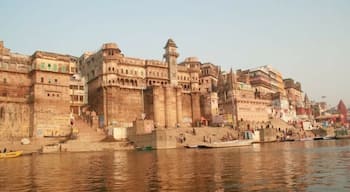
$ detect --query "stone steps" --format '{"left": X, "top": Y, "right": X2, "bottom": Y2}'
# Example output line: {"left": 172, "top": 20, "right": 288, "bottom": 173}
{"left": 60, "top": 141, "right": 134, "bottom": 152}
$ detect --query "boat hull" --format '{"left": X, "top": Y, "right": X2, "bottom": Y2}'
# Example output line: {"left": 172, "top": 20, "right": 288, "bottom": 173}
{"left": 198, "top": 140, "right": 253, "bottom": 148}
{"left": 0, "top": 151, "right": 23, "bottom": 159}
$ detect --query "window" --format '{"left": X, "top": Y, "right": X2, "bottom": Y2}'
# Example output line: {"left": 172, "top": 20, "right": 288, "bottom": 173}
{"left": 40, "top": 63, "right": 46, "bottom": 70}
{"left": 79, "top": 86, "right": 84, "bottom": 90}
{"left": 53, "top": 64, "right": 58, "bottom": 71}
{"left": 0, "top": 107, "right": 4, "bottom": 119}
{"left": 3, "top": 78, "right": 6, "bottom": 84}
{"left": 61, "top": 65, "right": 66, "bottom": 73}
{"left": 54, "top": 79, "right": 58, "bottom": 83}
{"left": 41, "top": 77, "right": 44, "bottom": 83}
{"left": 79, "top": 96, "right": 83, "bottom": 102}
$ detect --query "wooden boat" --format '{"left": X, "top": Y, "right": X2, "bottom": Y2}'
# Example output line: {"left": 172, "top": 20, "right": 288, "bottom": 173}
{"left": 184, "top": 144, "right": 198, "bottom": 148}
{"left": 198, "top": 140, "right": 253, "bottom": 148}
{"left": 335, "top": 135, "right": 350, "bottom": 139}
{"left": 335, "top": 128, "right": 350, "bottom": 139}
{"left": 0, "top": 151, "right": 23, "bottom": 159}
{"left": 136, "top": 146, "right": 153, "bottom": 151}
{"left": 323, "top": 136, "right": 336, "bottom": 140}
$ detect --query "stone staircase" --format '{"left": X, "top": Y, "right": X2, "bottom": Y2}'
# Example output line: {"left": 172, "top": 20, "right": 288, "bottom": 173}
{"left": 73, "top": 118, "right": 106, "bottom": 142}
{"left": 59, "top": 117, "right": 134, "bottom": 152}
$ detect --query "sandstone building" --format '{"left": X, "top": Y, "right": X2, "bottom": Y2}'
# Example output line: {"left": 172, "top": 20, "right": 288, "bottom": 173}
{"left": 78, "top": 39, "right": 217, "bottom": 129}
{"left": 0, "top": 38, "right": 316, "bottom": 139}
{"left": 0, "top": 41, "right": 82, "bottom": 138}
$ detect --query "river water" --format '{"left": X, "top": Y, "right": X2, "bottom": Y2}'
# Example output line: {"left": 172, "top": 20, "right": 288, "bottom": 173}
{"left": 1, "top": 140, "right": 350, "bottom": 192}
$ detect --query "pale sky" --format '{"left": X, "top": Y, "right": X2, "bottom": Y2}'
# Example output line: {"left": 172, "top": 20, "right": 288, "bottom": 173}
{"left": 1, "top": 0, "right": 349, "bottom": 107}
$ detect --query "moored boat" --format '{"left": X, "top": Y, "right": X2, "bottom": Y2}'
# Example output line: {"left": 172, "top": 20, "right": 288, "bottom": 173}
{"left": 323, "top": 135, "right": 336, "bottom": 140}
{"left": 0, "top": 151, "right": 23, "bottom": 159}
{"left": 198, "top": 140, "right": 253, "bottom": 148}
{"left": 335, "top": 135, "right": 350, "bottom": 139}
{"left": 136, "top": 146, "right": 153, "bottom": 151}
{"left": 335, "top": 128, "right": 350, "bottom": 139}
{"left": 184, "top": 144, "right": 198, "bottom": 148}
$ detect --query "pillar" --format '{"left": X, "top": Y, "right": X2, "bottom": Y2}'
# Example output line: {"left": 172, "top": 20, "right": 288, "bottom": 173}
{"left": 176, "top": 87, "right": 182, "bottom": 126}
{"left": 191, "top": 92, "right": 201, "bottom": 126}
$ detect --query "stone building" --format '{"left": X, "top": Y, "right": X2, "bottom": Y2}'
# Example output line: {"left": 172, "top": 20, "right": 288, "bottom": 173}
{"left": 29, "top": 50, "right": 78, "bottom": 137}
{"left": 78, "top": 39, "right": 206, "bottom": 128}
{"left": 0, "top": 41, "right": 80, "bottom": 138}
{"left": 0, "top": 41, "right": 32, "bottom": 139}
{"left": 246, "top": 65, "right": 285, "bottom": 95}
{"left": 1, "top": 38, "right": 316, "bottom": 139}
{"left": 217, "top": 70, "right": 271, "bottom": 124}
{"left": 69, "top": 74, "right": 88, "bottom": 115}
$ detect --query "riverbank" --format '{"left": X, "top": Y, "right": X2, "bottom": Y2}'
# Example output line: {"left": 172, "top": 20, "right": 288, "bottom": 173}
{"left": 0, "top": 126, "right": 240, "bottom": 154}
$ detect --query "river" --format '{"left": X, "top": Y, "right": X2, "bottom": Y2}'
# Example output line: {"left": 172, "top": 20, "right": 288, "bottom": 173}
{"left": 1, "top": 140, "right": 350, "bottom": 191}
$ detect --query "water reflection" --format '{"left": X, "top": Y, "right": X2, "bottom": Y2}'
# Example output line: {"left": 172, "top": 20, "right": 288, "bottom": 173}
{"left": 1, "top": 140, "right": 350, "bottom": 191}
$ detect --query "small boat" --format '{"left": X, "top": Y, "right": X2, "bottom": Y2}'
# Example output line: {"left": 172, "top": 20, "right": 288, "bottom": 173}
{"left": 136, "top": 146, "right": 153, "bottom": 151}
{"left": 184, "top": 144, "right": 198, "bottom": 148}
{"left": 0, "top": 151, "right": 23, "bottom": 159}
{"left": 313, "top": 137, "right": 324, "bottom": 140}
{"left": 323, "top": 136, "right": 336, "bottom": 140}
{"left": 198, "top": 140, "right": 253, "bottom": 148}
{"left": 335, "top": 135, "right": 350, "bottom": 139}
{"left": 335, "top": 128, "right": 350, "bottom": 139}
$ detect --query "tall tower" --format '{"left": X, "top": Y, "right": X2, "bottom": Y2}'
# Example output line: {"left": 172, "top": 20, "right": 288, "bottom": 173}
{"left": 163, "top": 38, "right": 179, "bottom": 86}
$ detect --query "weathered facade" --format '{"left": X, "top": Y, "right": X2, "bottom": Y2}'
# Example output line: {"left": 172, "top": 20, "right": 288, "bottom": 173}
{"left": 0, "top": 41, "right": 80, "bottom": 138}
{"left": 78, "top": 39, "right": 204, "bottom": 128}
{"left": 1, "top": 38, "right": 316, "bottom": 139}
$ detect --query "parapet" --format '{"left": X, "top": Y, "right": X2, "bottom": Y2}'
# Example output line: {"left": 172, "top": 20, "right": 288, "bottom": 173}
{"left": 102, "top": 43, "right": 119, "bottom": 50}
{"left": 184, "top": 57, "right": 199, "bottom": 62}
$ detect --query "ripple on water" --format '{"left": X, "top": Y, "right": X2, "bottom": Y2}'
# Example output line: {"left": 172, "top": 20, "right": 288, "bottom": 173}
{"left": 1, "top": 140, "right": 350, "bottom": 191}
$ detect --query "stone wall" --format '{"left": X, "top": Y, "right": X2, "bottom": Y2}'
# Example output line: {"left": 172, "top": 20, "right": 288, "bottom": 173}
{"left": 0, "top": 103, "right": 31, "bottom": 139}
{"left": 88, "top": 78, "right": 104, "bottom": 115}
{"left": 144, "top": 86, "right": 186, "bottom": 128}
{"left": 191, "top": 92, "right": 201, "bottom": 125}
{"left": 0, "top": 70, "right": 32, "bottom": 138}
{"left": 105, "top": 87, "right": 143, "bottom": 127}
{"left": 32, "top": 71, "right": 71, "bottom": 137}
{"left": 182, "top": 94, "right": 193, "bottom": 125}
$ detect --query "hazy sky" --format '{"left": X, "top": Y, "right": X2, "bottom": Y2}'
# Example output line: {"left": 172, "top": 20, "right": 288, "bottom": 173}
{"left": 1, "top": 0, "right": 349, "bottom": 107}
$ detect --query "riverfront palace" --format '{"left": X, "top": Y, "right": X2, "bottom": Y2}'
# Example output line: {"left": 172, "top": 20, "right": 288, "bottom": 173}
{"left": 0, "top": 39, "right": 347, "bottom": 139}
